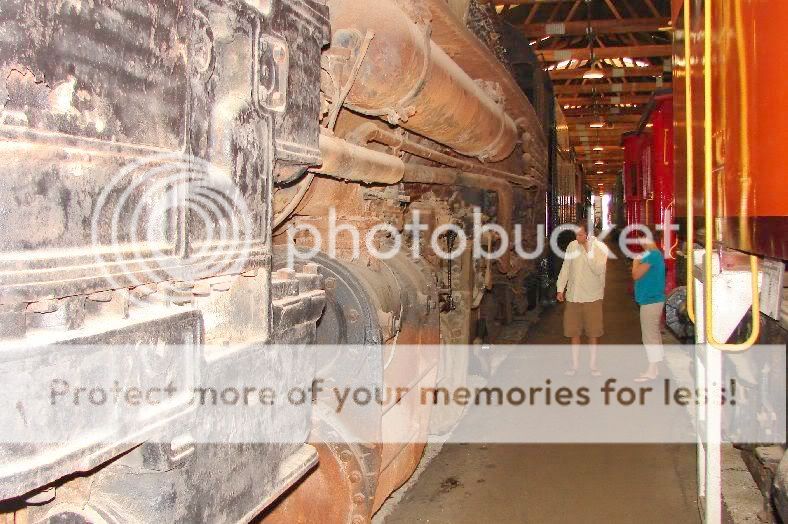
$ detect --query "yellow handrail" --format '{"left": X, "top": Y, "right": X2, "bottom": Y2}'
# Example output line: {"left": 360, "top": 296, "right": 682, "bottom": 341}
{"left": 702, "top": 0, "right": 760, "bottom": 351}
{"left": 664, "top": 199, "right": 679, "bottom": 257}
{"left": 683, "top": 0, "right": 695, "bottom": 322}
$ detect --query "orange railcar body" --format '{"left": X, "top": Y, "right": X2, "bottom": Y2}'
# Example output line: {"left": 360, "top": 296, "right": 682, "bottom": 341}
{"left": 673, "top": 0, "right": 788, "bottom": 259}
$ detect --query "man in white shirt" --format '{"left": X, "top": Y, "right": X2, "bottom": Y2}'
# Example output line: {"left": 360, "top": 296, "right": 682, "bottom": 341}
{"left": 556, "top": 224, "right": 608, "bottom": 375}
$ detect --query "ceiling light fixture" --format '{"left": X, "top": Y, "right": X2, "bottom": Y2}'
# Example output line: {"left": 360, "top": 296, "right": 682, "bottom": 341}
{"left": 582, "top": 67, "right": 606, "bottom": 80}
{"left": 588, "top": 88, "right": 606, "bottom": 128}
{"left": 595, "top": 160, "right": 604, "bottom": 165}
{"left": 593, "top": 146, "right": 604, "bottom": 151}
{"left": 581, "top": 4, "right": 607, "bottom": 80}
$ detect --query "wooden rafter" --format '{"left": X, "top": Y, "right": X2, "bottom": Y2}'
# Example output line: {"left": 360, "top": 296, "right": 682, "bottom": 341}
{"left": 577, "top": 153, "right": 625, "bottom": 159}
{"left": 554, "top": 80, "right": 669, "bottom": 94}
{"left": 574, "top": 144, "right": 624, "bottom": 151}
{"left": 563, "top": 109, "right": 642, "bottom": 119}
{"left": 567, "top": 114, "right": 641, "bottom": 124}
{"left": 603, "top": 0, "right": 623, "bottom": 19}
{"left": 570, "top": 131, "right": 634, "bottom": 140}
{"left": 521, "top": 18, "right": 669, "bottom": 37}
{"left": 557, "top": 94, "right": 652, "bottom": 105}
{"left": 503, "top": 0, "right": 670, "bottom": 179}
{"left": 537, "top": 44, "right": 672, "bottom": 61}
{"left": 643, "top": 0, "right": 662, "bottom": 17}
{"left": 569, "top": 135, "right": 635, "bottom": 144}
{"left": 618, "top": 0, "right": 640, "bottom": 18}
{"left": 525, "top": 3, "right": 540, "bottom": 24}
{"left": 549, "top": 65, "right": 666, "bottom": 80}
{"left": 481, "top": 0, "right": 576, "bottom": 4}
{"left": 565, "top": 0, "right": 581, "bottom": 22}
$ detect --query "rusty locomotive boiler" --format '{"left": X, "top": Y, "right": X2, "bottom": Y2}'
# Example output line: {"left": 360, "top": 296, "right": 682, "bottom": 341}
{"left": 0, "top": 0, "right": 555, "bottom": 522}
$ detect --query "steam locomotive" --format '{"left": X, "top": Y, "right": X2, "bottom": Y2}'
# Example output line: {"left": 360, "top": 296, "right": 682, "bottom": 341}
{"left": 0, "top": 1, "right": 587, "bottom": 522}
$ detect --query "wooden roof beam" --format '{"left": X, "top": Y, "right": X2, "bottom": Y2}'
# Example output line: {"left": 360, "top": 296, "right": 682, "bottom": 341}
{"left": 566, "top": 114, "right": 642, "bottom": 124}
{"left": 549, "top": 65, "right": 668, "bottom": 80}
{"left": 522, "top": 18, "right": 669, "bottom": 37}
{"left": 576, "top": 144, "right": 627, "bottom": 149}
{"left": 554, "top": 81, "right": 670, "bottom": 94}
{"left": 569, "top": 127, "right": 637, "bottom": 135}
{"left": 563, "top": 109, "right": 644, "bottom": 118}
{"left": 578, "top": 156, "right": 625, "bottom": 161}
{"left": 557, "top": 94, "right": 652, "bottom": 106}
{"left": 570, "top": 135, "right": 631, "bottom": 144}
{"left": 482, "top": 0, "right": 576, "bottom": 4}
{"left": 538, "top": 44, "right": 672, "bottom": 61}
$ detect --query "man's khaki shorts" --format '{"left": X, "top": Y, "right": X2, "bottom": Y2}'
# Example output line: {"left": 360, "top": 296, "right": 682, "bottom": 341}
{"left": 563, "top": 300, "right": 604, "bottom": 338}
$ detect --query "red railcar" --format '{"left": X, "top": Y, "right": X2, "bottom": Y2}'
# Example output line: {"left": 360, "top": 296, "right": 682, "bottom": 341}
{"left": 621, "top": 92, "right": 676, "bottom": 294}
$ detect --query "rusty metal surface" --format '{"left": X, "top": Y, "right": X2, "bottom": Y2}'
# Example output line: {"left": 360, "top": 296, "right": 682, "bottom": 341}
{"left": 262, "top": 251, "right": 439, "bottom": 524}
{"left": 325, "top": 0, "right": 518, "bottom": 162}
{"left": 424, "top": 0, "right": 545, "bottom": 146}
{"left": 349, "top": 121, "right": 540, "bottom": 188}
{"left": 402, "top": 165, "right": 514, "bottom": 274}
{"left": 315, "top": 133, "right": 404, "bottom": 184}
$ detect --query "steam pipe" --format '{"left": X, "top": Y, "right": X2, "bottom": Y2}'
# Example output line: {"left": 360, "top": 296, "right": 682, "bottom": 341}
{"left": 314, "top": 134, "right": 404, "bottom": 184}
{"left": 349, "top": 122, "right": 541, "bottom": 189}
{"left": 327, "top": 0, "right": 519, "bottom": 162}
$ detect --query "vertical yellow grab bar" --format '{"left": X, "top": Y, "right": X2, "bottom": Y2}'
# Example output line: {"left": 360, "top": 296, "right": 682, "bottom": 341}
{"left": 702, "top": 0, "right": 760, "bottom": 351}
{"left": 683, "top": 0, "right": 695, "bottom": 322}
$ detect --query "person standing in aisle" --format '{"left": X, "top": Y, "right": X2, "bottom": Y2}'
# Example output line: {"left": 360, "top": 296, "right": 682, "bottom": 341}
{"left": 632, "top": 235, "right": 667, "bottom": 382}
{"left": 556, "top": 223, "right": 609, "bottom": 376}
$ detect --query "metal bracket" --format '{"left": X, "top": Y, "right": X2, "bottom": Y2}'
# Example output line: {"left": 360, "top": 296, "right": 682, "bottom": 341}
{"left": 257, "top": 34, "right": 289, "bottom": 112}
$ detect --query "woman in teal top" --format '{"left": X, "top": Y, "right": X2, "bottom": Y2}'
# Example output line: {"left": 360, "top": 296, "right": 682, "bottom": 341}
{"left": 631, "top": 237, "right": 666, "bottom": 382}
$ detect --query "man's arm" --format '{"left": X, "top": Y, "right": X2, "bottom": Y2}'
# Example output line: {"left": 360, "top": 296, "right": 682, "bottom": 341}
{"left": 556, "top": 259, "right": 569, "bottom": 296}
{"left": 556, "top": 243, "right": 572, "bottom": 301}
{"left": 586, "top": 240, "right": 608, "bottom": 276}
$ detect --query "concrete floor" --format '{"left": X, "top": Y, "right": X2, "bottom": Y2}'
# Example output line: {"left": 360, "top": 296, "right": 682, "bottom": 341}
{"left": 382, "top": 247, "right": 702, "bottom": 524}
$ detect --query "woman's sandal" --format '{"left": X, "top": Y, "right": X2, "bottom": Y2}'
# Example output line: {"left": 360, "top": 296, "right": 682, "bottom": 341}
{"left": 590, "top": 369, "right": 602, "bottom": 377}
{"left": 633, "top": 375, "right": 658, "bottom": 383}
{"left": 564, "top": 368, "right": 578, "bottom": 376}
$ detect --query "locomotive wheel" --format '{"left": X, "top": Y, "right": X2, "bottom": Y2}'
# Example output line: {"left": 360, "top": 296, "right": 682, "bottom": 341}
{"left": 259, "top": 406, "right": 379, "bottom": 524}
